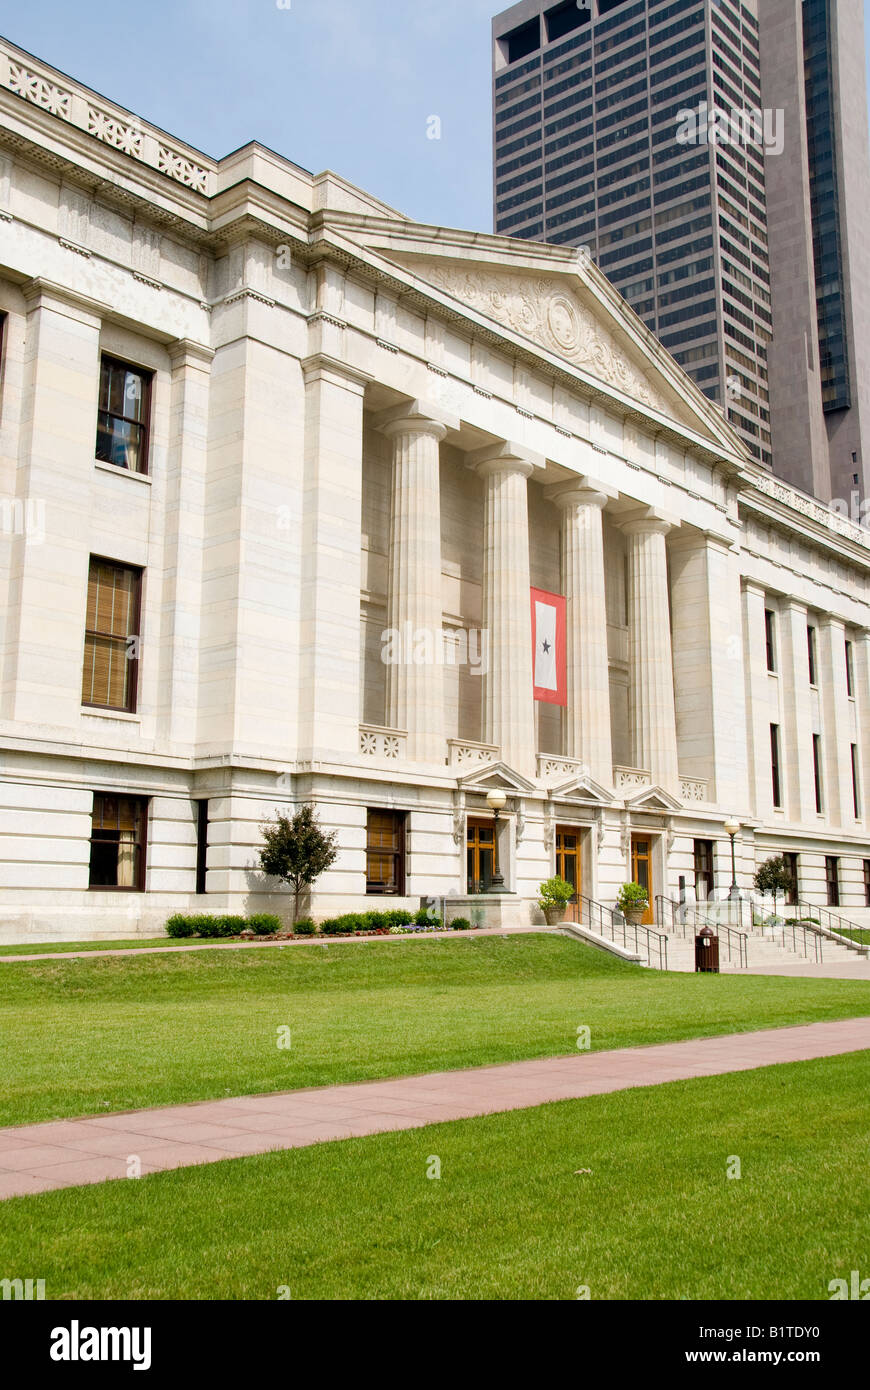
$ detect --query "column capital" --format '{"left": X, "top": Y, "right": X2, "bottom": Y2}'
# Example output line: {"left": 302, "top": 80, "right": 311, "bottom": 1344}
{"left": 468, "top": 440, "right": 545, "bottom": 480}
{"left": 372, "top": 399, "right": 458, "bottom": 440}
{"left": 22, "top": 277, "right": 109, "bottom": 328}
{"left": 168, "top": 338, "right": 215, "bottom": 372}
{"left": 301, "top": 353, "right": 373, "bottom": 395}
{"left": 544, "top": 475, "right": 617, "bottom": 511}
{"left": 617, "top": 506, "right": 680, "bottom": 538}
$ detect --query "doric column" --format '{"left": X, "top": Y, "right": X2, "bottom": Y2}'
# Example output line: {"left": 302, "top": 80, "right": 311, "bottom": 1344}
{"left": 545, "top": 480, "right": 615, "bottom": 787}
{"left": 375, "top": 402, "right": 457, "bottom": 763}
{"left": 470, "top": 443, "right": 540, "bottom": 778}
{"left": 619, "top": 509, "right": 680, "bottom": 791}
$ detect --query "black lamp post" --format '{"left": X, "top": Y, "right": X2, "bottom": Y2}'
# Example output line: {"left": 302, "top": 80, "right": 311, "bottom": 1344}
{"left": 486, "top": 789, "right": 507, "bottom": 891}
{"left": 724, "top": 819, "right": 741, "bottom": 900}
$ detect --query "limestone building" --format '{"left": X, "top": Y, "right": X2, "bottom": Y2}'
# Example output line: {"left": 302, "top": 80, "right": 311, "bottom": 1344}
{"left": 0, "top": 38, "right": 869, "bottom": 943}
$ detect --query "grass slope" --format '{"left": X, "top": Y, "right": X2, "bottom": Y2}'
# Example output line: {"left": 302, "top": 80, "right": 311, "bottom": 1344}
{"left": 1, "top": 1051, "right": 867, "bottom": 1300}
{"left": 2, "top": 935, "right": 869, "bottom": 1128}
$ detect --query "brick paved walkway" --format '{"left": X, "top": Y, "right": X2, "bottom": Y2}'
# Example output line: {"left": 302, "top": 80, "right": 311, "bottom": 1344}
{"left": 1, "top": 1017, "right": 867, "bottom": 1201}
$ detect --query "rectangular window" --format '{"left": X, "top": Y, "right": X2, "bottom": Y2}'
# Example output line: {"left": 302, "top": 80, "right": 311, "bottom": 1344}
{"left": 851, "top": 745, "right": 860, "bottom": 818}
{"left": 366, "top": 810, "right": 405, "bottom": 895}
{"left": 825, "top": 855, "right": 840, "bottom": 908}
{"left": 864, "top": 859, "right": 870, "bottom": 908}
{"left": 96, "top": 357, "right": 152, "bottom": 475}
{"left": 845, "top": 639, "right": 855, "bottom": 698}
{"left": 195, "top": 800, "right": 209, "bottom": 895}
{"left": 807, "top": 625, "right": 817, "bottom": 685}
{"left": 770, "top": 724, "right": 782, "bottom": 808}
{"left": 693, "top": 839, "right": 714, "bottom": 901}
{"left": 89, "top": 793, "right": 147, "bottom": 890}
{"left": 813, "top": 734, "right": 823, "bottom": 814}
{"left": 81, "top": 558, "right": 141, "bottom": 712}
{"left": 783, "top": 851, "right": 799, "bottom": 905}
{"left": 764, "top": 609, "right": 776, "bottom": 672}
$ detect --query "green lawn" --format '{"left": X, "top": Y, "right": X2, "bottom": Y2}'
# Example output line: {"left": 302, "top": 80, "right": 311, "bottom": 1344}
{"left": 0, "top": 938, "right": 182, "bottom": 955}
{"left": 834, "top": 927, "right": 870, "bottom": 948}
{"left": 2, "top": 1051, "right": 867, "bottom": 1300}
{"left": 2, "top": 935, "right": 869, "bottom": 1128}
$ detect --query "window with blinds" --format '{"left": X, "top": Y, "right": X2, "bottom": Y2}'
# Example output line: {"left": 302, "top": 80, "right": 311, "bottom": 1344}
{"left": 95, "top": 356, "right": 152, "bottom": 474}
{"left": 81, "top": 558, "right": 141, "bottom": 711}
{"left": 89, "top": 793, "right": 147, "bottom": 890}
{"left": 366, "top": 810, "right": 405, "bottom": 895}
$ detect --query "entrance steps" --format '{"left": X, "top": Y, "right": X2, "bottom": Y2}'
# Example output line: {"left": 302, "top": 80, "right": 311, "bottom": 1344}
{"left": 655, "top": 927, "right": 859, "bottom": 974}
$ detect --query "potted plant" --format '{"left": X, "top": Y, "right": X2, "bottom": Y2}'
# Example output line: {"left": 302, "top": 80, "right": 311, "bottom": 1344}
{"left": 617, "top": 881, "right": 649, "bottom": 926}
{"left": 538, "top": 876, "right": 575, "bottom": 926}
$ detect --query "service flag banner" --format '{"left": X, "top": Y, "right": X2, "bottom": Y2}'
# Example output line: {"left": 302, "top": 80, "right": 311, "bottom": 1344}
{"left": 531, "top": 587, "right": 567, "bottom": 706}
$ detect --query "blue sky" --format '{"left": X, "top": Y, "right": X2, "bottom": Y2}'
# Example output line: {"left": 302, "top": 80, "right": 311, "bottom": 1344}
{"left": 1, "top": 1, "right": 869, "bottom": 234}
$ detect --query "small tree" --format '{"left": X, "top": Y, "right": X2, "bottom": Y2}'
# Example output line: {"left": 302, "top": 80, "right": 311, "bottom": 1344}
{"left": 258, "top": 806, "right": 338, "bottom": 926}
{"left": 754, "top": 855, "right": 794, "bottom": 915}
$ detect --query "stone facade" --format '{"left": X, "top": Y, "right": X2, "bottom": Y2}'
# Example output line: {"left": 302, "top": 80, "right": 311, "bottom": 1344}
{"left": 0, "top": 40, "right": 869, "bottom": 943}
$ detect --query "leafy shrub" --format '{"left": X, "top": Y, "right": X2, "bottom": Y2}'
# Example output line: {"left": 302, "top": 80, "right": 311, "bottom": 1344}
{"left": 539, "top": 876, "right": 576, "bottom": 909}
{"left": 320, "top": 917, "right": 354, "bottom": 936}
{"left": 247, "top": 913, "right": 283, "bottom": 936}
{"left": 449, "top": 917, "right": 471, "bottom": 931}
{"left": 293, "top": 918, "right": 317, "bottom": 935}
{"left": 383, "top": 909, "right": 414, "bottom": 926}
{"left": 166, "top": 914, "right": 196, "bottom": 939}
{"left": 215, "top": 915, "right": 248, "bottom": 938}
{"left": 413, "top": 908, "right": 443, "bottom": 928}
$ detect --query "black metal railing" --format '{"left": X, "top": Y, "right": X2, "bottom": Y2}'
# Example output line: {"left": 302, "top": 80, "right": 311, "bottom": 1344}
{"left": 753, "top": 897, "right": 869, "bottom": 952}
{"left": 654, "top": 896, "right": 749, "bottom": 968}
{"left": 572, "top": 894, "right": 668, "bottom": 970}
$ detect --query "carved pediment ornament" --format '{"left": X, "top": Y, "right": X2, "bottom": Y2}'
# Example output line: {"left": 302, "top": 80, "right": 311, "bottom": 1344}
{"left": 422, "top": 264, "right": 675, "bottom": 416}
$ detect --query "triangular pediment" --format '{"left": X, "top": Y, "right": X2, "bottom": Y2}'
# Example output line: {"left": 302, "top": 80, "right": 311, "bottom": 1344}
{"left": 548, "top": 774, "right": 614, "bottom": 806}
{"left": 457, "top": 761, "right": 536, "bottom": 794}
{"left": 356, "top": 237, "right": 746, "bottom": 456}
{"left": 624, "top": 785, "right": 683, "bottom": 812}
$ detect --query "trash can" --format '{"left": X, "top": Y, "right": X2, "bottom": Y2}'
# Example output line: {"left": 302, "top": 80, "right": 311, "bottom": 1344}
{"left": 695, "top": 925, "right": 720, "bottom": 973}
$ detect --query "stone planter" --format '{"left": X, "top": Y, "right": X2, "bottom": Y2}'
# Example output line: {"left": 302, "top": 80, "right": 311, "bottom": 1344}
{"left": 622, "top": 907, "right": 647, "bottom": 927}
{"left": 543, "top": 904, "right": 568, "bottom": 926}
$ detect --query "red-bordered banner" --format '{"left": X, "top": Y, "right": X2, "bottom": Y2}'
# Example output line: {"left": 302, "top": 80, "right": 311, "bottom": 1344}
{"left": 531, "top": 587, "right": 567, "bottom": 706}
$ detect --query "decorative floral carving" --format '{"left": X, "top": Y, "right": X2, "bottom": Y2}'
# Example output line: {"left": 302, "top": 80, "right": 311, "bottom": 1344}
{"left": 424, "top": 264, "right": 674, "bottom": 414}
{"left": 7, "top": 62, "right": 70, "bottom": 117}
{"left": 157, "top": 146, "right": 208, "bottom": 194}
{"left": 87, "top": 108, "right": 143, "bottom": 156}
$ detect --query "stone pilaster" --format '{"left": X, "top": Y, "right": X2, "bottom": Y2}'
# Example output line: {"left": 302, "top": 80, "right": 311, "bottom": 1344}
{"left": 2, "top": 280, "right": 105, "bottom": 725}
{"left": 818, "top": 615, "right": 853, "bottom": 826}
{"left": 742, "top": 581, "right": 776, "bottom": 820}
{"left": 545, "top": 480, "right": 614, "bottom": 787}
{"left": 470, "top": 444, "right": 540, "bottom": 779}
{"left": 619, "top": 509, "right": 680, "bottom": 792}
{"left": 297, "top": 354, "right": 371, "bottom": 758}
{"left": 376, "top": 402, "right": 457, "bottom": 763}
{"left": 159, "top": 339, "right": 214, "bottom": 747}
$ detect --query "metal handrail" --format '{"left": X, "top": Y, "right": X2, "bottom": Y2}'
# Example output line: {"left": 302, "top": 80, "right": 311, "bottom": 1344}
{"left": 654, "top": 896, "right": 748, "bottom": 968}
{"left": 756, "top": 897, "right": 869, "bottom": 952}
{"left": 574, "top": 894, "right": 668, "bottom": 970}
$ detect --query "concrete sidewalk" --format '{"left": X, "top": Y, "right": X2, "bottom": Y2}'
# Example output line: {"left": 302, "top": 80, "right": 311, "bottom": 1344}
{"left": 1, "top": 1017, "right": 867, "bottom": 1201}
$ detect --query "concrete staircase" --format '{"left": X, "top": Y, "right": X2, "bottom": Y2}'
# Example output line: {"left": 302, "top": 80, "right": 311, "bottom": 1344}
{"left": 658, "top": 929, "right": 857, "bottom": 973}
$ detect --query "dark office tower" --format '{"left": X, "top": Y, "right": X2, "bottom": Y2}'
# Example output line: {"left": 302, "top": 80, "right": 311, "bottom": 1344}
{"left": 492, "top": 0, "right": 772, "bottom": 466}
{"left": 759, "top": 0, "right": 870, "bottom": 505}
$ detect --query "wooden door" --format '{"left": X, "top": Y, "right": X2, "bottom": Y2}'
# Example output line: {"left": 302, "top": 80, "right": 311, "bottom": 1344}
{"left": 630, "top": 835, "right": 654, "bottom": 925}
